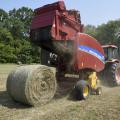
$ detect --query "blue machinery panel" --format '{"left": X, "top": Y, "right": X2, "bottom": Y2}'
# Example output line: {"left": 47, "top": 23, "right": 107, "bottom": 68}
{"left": 78, "top": 45, "right": 105, "bottom": 63}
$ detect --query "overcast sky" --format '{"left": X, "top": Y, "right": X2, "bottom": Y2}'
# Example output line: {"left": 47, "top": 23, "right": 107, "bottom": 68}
{"left": 0, "top": 0, "right": 120, "bottom": 26}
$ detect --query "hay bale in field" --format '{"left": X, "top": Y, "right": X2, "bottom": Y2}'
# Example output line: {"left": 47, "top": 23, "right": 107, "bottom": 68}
{"left": 7, "top": 65, "right": 56, "bottom": 106}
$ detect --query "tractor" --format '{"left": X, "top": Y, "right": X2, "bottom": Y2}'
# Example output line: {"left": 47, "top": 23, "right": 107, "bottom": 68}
{"left": 6, "top": 1, "right": 105, "bottom": 106}
{"left": 99, "top": 45, "right": 120, "bottom": 86}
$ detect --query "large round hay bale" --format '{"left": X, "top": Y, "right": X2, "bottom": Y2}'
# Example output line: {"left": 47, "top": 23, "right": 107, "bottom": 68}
{"left": 7, "top": 65, "right": 56, "bottom": 106}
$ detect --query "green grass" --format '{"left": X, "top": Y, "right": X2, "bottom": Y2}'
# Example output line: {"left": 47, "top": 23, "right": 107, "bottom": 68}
{"left": 0, "top": 64, "right": 19, "bottom": 74}
{"left": 0, "top": 64, "right": 19, "bottom": 82}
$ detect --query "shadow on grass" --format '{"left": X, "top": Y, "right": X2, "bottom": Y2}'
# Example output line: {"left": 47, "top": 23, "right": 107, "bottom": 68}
{"left": 0, "top": 91, "right": 31, "bottom": 109}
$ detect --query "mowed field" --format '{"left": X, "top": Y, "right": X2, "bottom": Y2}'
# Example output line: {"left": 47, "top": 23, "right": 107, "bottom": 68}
{"left": 0, "top": 64, "right": 120, "bottom": 120}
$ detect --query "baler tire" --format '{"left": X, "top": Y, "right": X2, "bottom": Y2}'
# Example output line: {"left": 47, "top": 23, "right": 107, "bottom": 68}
{"left": 75, "top": 80, "right": 90, "bottom": 100}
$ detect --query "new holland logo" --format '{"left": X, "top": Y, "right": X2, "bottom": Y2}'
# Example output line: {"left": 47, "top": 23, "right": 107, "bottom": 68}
{"left": 78, "top": 45, "right": 105, "bottom": 63}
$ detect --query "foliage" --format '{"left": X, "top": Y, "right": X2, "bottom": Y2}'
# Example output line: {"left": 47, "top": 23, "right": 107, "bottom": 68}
{"left": 85, "top": 20, "right": 120, "bottom": 46}
{"left": 84, "top": 25, "right": 97, "bottom": 38}
{"left": 0, "top": 8, "right": 40, "bottom": 64}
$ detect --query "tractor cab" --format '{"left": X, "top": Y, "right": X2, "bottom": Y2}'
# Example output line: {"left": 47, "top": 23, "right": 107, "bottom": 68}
{"left": 102, "top": 45, "right": 120, "bottom": 61}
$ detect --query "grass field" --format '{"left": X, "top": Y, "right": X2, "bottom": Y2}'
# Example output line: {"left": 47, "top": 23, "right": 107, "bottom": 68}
{"left": 0, "top": 64, "right": 18, "bottom": 73}
{"left": 0, "top": 64, "right": 120, "bottom": 120}
{"left": 0, "top": 64, "right": 19, "bottom": 90}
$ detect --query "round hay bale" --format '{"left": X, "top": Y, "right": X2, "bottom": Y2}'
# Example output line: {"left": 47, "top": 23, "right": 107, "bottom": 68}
{"left": 7, "top": 65, "right": 56, "bottom": 106}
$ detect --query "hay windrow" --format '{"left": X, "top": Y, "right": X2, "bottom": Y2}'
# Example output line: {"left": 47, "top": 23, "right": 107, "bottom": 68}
{"left": 7, "top": 65, "right": 56, "bottom": 106}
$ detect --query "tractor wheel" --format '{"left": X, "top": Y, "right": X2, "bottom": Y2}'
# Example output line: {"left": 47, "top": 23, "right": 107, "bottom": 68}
{"left": 75, "top": 80, "right": 90, "bottom": 100}
{"left": 104, "top": 62, "right": 120, "bottom": 87}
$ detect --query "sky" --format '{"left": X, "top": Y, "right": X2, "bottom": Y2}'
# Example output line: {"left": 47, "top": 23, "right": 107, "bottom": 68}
{"left": 0, "top": 0, "right": 120, "bottom": 26}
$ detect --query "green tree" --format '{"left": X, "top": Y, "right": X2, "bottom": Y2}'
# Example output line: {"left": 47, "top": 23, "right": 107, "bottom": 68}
{"left": 84, "top": 25, "right": 97, "bottom": 38}
{"left": 8, "top": 18, "right": 25, "bottom": 39}
{"left": 17, "top": 40, "right": 33, "bottom": 64}
{"left": 0, "top": 28, "right": 14, "bottom": 45}
{"left": 95, "top": 20, "right": 120, "bottom": 45}
{"left": 0, "top": 9, "right": 8, "bottom": 28}
{"left": 9, "top": 7, "right": 33, "bottom": 39}
{"left": 0, "top": 43, "right": 17, "bottom": 63}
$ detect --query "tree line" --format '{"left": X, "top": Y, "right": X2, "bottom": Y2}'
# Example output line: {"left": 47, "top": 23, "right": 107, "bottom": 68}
{"left": 0, "top": 7, "right": 120, "bottom": 63}
{"left": 0, "top": 7, "right": 41, "bottom": 63}
{"left": 85, "top": 20, "right": 120, "bottom": 46}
